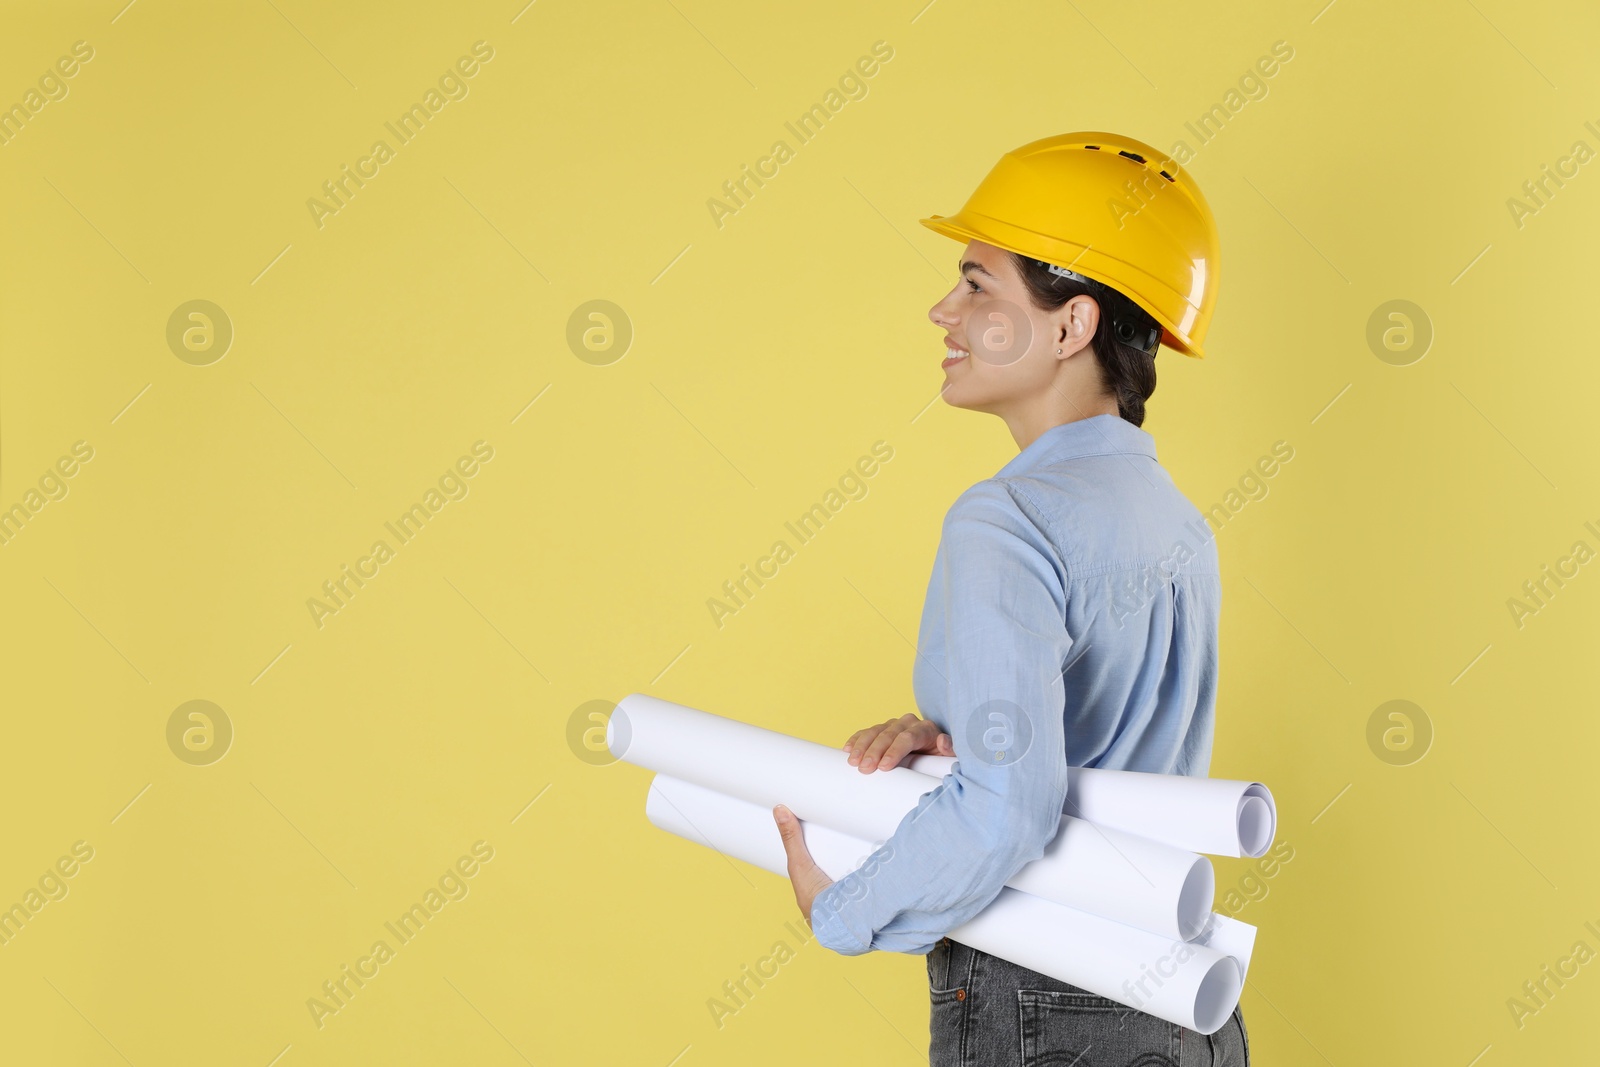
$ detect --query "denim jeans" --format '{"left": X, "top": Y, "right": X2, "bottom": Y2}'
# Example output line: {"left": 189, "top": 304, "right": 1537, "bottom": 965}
{"left": 927, "top": 937, "right": 1249, "bottom": 1067}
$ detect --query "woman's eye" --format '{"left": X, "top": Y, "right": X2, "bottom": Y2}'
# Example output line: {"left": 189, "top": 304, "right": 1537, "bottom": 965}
{"left": 965, "top": 278, "right": 981, "bottom": 293}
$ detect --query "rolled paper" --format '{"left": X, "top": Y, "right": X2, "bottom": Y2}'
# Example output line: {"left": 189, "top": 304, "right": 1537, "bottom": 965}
{"left": 907, "top": 754, "right": 1278, "bottom": 859}
{"left": 612, "top": 692, "right": 1213, "bottom": 940}
{"left": 610, "top": 693, "right": 936, "bottom": 843}
{"left": 644, "top": 773, "right": 1251, "bottom": 1035}
{"left": 1028, "top": 817, "right": 1214, "bottom": 941}
{"left": 1196, "top": 912, "right": 1257, "bottom": 983}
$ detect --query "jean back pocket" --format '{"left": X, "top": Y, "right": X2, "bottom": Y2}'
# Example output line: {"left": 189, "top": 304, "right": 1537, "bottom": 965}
{"left": 1018, "top": 988, "right": 1182, "bottom": 1067}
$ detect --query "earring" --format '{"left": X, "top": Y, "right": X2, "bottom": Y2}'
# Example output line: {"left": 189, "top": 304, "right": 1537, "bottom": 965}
{"left": 1056, "top": 348, "right": 1062, "bottom": 353}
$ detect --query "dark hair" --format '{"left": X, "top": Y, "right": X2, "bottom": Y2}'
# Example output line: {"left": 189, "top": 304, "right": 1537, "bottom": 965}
{"left": 1007, "top": 253, "right": 1159, "bottom": 427}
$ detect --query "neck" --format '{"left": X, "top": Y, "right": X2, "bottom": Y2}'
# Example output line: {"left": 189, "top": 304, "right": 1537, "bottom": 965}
{"left": 1001, "top": 392, "right": 1119, "bottom": 451}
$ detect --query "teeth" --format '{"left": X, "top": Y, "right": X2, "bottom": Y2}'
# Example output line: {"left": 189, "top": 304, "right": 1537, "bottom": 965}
{"left": 944, "top": 348, "right": 968, "bottom": 360}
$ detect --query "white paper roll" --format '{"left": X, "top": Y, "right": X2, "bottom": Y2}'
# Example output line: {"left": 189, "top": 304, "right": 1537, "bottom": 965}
{"left": 644, "top": 774, "right": 1251, "bottom": 1035}
{"left": 1196, "top": 912, "right": 1257, "bottom": 983}
{"left": 908, "top": 754, "right": 1278, "bottom": 859}
{"left": 613, "top": 693, "right": 1213, "bottom": 940}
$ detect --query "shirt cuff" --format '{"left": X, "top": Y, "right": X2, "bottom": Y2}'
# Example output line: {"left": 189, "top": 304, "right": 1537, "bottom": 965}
{"left": 809, "top": 881, "right": 872, "bottom": 956}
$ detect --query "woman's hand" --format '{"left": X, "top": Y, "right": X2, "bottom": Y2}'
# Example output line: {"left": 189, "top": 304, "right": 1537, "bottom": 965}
{"left": 842, "top": 713, "right": 955, "bottom": 773}
{"left": 773, "top": 805, "right": 832, "bottom": 924}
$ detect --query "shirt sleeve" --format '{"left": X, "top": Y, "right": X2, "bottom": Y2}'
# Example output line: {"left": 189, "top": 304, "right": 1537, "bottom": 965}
{"left": 809, "top": 477, "right": 1073, "bottom": 956}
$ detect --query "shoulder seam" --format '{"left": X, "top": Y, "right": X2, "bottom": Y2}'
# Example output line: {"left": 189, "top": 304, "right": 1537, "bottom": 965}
{"left": 992, "top": 475, "right": 1072, "bottom": 586}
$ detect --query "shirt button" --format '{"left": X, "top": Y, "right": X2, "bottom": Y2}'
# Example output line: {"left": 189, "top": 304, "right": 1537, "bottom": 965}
{"left": 955, "top": 989, "right": 966, "bottom": 1001}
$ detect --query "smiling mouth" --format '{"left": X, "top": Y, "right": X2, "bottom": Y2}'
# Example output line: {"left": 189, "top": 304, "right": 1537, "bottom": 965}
{"left": 942, "top": 344, "right": 968, "bottom": 368}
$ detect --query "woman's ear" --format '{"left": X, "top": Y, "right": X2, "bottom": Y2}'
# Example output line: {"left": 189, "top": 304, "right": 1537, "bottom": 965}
{"left": 1056, "top": 294, "right": 1100, "bottom": 358}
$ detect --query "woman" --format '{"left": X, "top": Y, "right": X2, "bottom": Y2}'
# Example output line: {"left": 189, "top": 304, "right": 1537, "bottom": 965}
{"left": 772, "top": 132, "right": 1246, "bottom": 1065}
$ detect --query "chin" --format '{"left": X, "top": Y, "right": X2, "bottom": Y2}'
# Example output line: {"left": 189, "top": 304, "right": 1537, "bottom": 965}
{"left": 939, "top": 386, "right": 992, "bottom": 414}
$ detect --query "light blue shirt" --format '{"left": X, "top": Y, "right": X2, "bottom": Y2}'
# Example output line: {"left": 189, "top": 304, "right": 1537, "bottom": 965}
{"left": 809, "top": 413, "right": 1222, "bottom": 956}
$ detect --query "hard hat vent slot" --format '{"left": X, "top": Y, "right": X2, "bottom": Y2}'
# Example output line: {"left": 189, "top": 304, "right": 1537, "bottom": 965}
{"left": 1084, "top": 144, "right": 1100, "bottom": 150}
{"left": 1159, "top": 170, "right": 1176, "bottom": 182}
{"left": 1118, "top": 150, "right": 1146, "bottom": 164}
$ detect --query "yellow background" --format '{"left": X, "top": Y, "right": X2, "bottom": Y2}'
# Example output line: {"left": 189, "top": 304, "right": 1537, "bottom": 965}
{"left": 1, "top": 0, "right": 1596, "bottom": 1063}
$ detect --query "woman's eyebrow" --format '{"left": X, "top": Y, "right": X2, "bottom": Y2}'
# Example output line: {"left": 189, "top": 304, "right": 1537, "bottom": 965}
{"left": 960, "top": 260, "right": 997, "bottom": 278}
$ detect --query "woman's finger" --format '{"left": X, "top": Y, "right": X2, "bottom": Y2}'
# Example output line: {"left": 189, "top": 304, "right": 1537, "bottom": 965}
{"left": 846, "top": 715, "right": 930, "bottom": 766}
{"left": 876, "top": 725, "right": 925, "bottom": 770}
{"left": 845, "top": 725, "right": 883, "bottom": 764}
{"left": 880, "top": 720, "right": 946, "bottom": 770}
{"left": 849, "top": 720, "right": 898, "bottom": 763}
{"left": 857, "top": 721, "right": 909, "bottom": 771}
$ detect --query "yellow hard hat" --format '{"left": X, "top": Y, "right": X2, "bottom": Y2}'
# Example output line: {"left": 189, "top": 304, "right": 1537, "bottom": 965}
{"left": 920, "top": 131, "right": 1220, "bottom": 358}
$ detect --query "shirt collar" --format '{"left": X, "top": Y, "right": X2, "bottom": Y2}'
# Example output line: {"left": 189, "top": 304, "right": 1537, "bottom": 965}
{"left": 995, "top": 413, "right": 1157, "bottom": 478}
